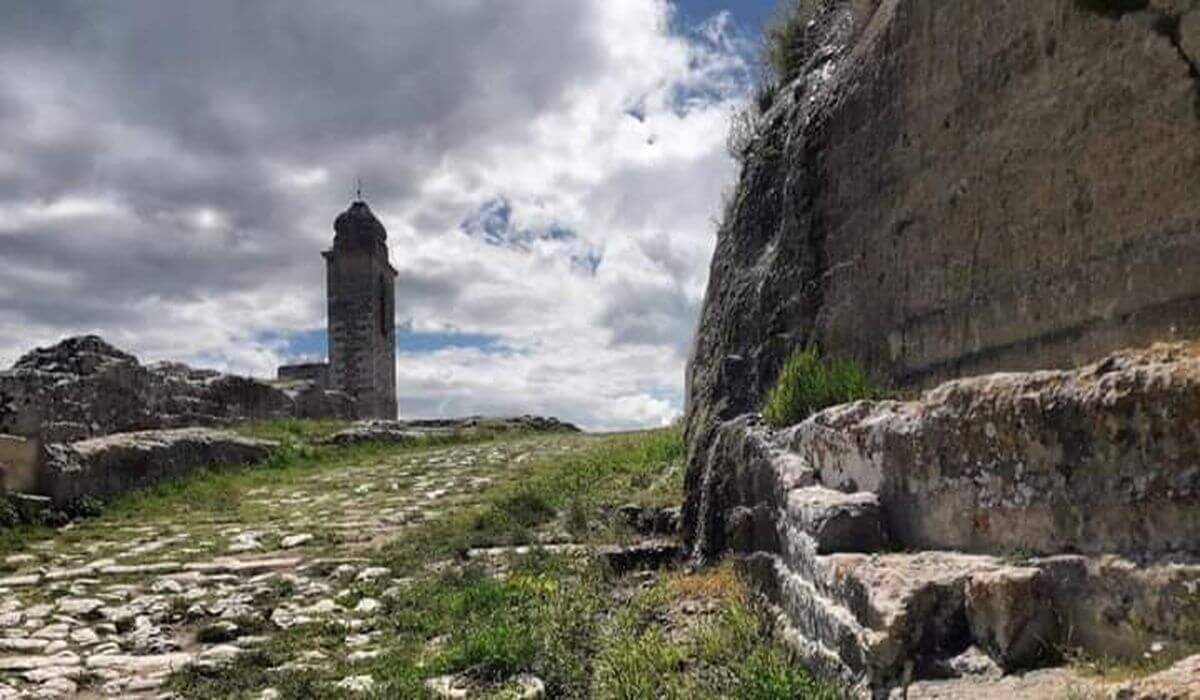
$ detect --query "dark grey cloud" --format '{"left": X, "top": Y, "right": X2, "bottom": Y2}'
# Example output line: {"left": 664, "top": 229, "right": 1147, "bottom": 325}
{"left": 0, "top": 0, "right": 752, "bottom": 428}
{"left": 0, "top": 1, "right": 604, "bottom": 321}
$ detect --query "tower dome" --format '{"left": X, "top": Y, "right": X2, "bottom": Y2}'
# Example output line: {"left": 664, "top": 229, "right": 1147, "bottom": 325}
{"left": 333, "top": 200, "right": 387, "bottom": 249}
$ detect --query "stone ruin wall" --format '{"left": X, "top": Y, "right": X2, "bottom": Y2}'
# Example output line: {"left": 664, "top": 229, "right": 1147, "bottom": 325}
{"left": 0, "top": 336, "right": 357, "bottom": 444}
{"left": 687, "top": 0, "right": 1200, "bottom": 444}
{"left": 276, "top": 362, "right": 330, "bottom": 389}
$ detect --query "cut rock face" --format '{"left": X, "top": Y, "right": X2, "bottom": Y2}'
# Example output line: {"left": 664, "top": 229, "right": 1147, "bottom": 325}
{"left": 684, "top": 346, "right": 1200, "bottom": 695}
{"left": 786, "top": 487, "right": 884, "bottom": 555}
{"left": 790, "top": 345, "right": 1200, "bottom": 557}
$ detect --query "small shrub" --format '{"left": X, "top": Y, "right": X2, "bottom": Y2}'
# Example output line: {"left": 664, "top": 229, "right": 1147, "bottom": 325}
{"left": 0, "top": 498, "right": 19, "bottom": 529}
{"left": 764, "top": 0, "right": 820, "bottom": 86}
{"left": 63, "top": 496, "right": 104, "bottom": 519}
{"left": 762, "top": 347, "right": 883, "bottom": 428}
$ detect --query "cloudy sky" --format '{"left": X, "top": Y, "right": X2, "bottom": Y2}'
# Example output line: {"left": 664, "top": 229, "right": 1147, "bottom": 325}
{"left": 0, "top": 0, "right": 776, "bottom": 431}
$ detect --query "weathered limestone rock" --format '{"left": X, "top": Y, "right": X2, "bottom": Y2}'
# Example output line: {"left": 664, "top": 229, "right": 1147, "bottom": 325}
{"left": 0, "top": 335, "right": 358, "bottom": 440}
{"left": 287, "top": 383, "right": 356, "bottom": 420}
{"left": 682, "top": 11, "right": 1200, "bottom": 692}
{"left": 686, "top": 347, "right": 1200, "bottom": 694}
{"left": 0, "top": 435, "right": 38, "bottom": 493}
{"left": 795, "top": 345, "right": 1200, "bottom": 557}
{"left": 323, "top": 422, "right": 422, "bottom": 447}
{"left": 686, "top": 0, "right": 1200, "bottom": 459}
{"left": 690, "top": 346, "right": 1200, "bottom": 560}
{"left": 964, "top": 569, "right": 1057, "bottom": 669}
{"left": 786, "top": 487, "right": 884, "bottom": 555}
{"left": 39, "top": 428, "right": 275, "bottom": 504}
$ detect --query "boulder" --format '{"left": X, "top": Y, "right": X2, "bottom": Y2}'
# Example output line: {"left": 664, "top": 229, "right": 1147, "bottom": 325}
{"left": 786, "top": 487, "right": 884, "bottom": 555}
{"left": 793, "top": 345, "right": 1200, "bottom": 557}
{"left": 39, "top": 428, "right": 275, "bottom": 504}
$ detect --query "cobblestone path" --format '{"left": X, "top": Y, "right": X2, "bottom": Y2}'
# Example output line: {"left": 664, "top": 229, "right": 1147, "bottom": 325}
{"left": 0, "top": 435, "right": 581, "bottom": 698}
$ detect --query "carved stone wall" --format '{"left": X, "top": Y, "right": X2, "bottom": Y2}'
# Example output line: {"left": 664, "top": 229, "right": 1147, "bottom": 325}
{"left": 687, "top": 0, "right": 1200, "bottom": 472}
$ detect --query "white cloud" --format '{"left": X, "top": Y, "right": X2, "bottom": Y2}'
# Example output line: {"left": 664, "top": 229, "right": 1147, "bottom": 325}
{"left": 0, "top": 0, "right": 752, "bottom": 431}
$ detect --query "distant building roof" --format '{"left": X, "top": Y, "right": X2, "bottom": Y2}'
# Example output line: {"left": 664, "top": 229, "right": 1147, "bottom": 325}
{"left": 333, "top": 200, "right": 387, "bottom": 248}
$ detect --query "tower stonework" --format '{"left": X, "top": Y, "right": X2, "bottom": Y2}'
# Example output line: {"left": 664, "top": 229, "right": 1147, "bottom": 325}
{"left": 323, "top": 200, "right": 397, "bottom": 419}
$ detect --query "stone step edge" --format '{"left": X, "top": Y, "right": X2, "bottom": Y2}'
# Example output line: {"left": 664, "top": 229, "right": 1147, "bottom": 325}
{"left": 739, "top": 553, "right": 872, "bottom": 678}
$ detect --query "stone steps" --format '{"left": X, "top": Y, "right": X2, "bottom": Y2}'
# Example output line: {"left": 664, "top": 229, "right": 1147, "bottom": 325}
{"left": 750, "top": 485, "right": 1070, "bottom": 689}
{"left": 742, "top": 553, "right": 871, "bottom": 679}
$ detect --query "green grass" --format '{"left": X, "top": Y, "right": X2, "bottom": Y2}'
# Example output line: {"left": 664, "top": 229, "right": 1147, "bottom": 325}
{"left": 233, "top": 417, "right": 351, "bottom": 443}
{"left": 2, "top": 422, "right": 836, "bottom": 698}
{"left": 0, "top": 422, "right": 533, "bottom": 559}
{"left": 373, "top": 428, "right": 685, "bottom": 572}
{"left": 593, "top": 566, "right": 838, "bottom": 700}
{"left": 762, "top": 347, "right": 885, "bottom": 428}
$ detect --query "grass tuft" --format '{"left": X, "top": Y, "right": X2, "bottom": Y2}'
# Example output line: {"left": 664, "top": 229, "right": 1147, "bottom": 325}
{"left": 762, "top": 346, "right": 884, "bottom": 428}
{"left": 764, "top": 0, "right": 819, "bottom": 87}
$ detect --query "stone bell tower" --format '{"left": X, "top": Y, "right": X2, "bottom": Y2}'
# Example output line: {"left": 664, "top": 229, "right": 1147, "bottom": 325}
{"left": 323, "top": 199, "right": 397, "bottom": 419}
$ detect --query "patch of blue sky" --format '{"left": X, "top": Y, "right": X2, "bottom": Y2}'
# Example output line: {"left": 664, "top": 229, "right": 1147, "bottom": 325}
{"left": 460, "top": 198, "right": 577, "bottom": 250}
{"left": 460, "top": 197, "right": 603, "bottom": 276}
{"left": 257, "top": 329, "right": 325, "bottom": 361}
{"left": 671, "top": 0, "right": 777, "bottom": 36}
{"left": 398, "top": 330, "right": 509, "bottom": 355}
{"left": 269, "top": 328, "right": 509, "bottom": 359}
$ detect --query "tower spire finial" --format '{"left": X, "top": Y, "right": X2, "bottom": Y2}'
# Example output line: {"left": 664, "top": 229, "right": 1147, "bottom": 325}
{"left": 355, "top": 178, "right": 364, "bottom": 202}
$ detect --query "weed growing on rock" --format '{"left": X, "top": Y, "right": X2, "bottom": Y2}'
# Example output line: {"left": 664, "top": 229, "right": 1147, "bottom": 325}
{"left": 762, "top": 347, "right": 884, "bottom": 427}
{"left": 765, "top": 0, "right": 819, "bottom": 87}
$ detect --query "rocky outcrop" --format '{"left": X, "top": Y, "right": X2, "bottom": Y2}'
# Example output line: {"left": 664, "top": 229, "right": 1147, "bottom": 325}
{"left": 684, "top": 3, "right": 1200, "bottom": 690}
{"left": 0, "top": 435, "right": 39, "bottom": 494}
{"left": 39, "top": 428, "right": 275, "bottom": 504}
{"left": 794, "top": 344, "right": 1200, "bottom": 557}
{"left": 686, "top": 0, "right": 1200, "bottom": 517}
{"left": 0, "top": 336, "right": 358, "bottom": 440}
{"left": 322, "top": 415, "right": 581, "bottom": 447}
{"left": 686, "top": 346, "right": 1200, "bottom": 694}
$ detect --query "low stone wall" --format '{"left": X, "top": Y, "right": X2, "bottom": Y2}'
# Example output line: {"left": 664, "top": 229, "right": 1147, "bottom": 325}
{"left": 0, "top": 434, "right": 39, "bottom": 493}
{"left": 38, "top": 428, "right": 275, "bottom": 505}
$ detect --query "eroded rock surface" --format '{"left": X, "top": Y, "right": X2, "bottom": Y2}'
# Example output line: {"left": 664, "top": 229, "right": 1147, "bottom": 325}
{"left": 40, "top": 428, "right": 275, "bottom": 504}
{"left": 0, "top": 336, "right": 356, "bottom": 440}
{"left": 687, "top": 0, "right": 1200, "bottom": 457}
{"left": 793, "top": 344, "right": 1200, "bottom": 557}
{"left": 686, "top": 347, "right": 1200, "bottom": 695}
